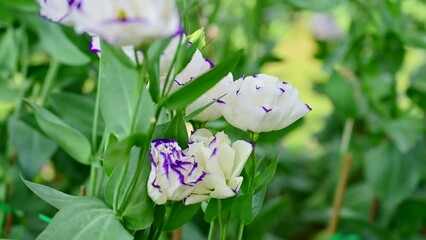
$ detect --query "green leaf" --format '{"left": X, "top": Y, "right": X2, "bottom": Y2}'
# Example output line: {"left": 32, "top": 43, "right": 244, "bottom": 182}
{"left": 8, "top": 117, "right": 57, "bottom": 178}
{"left": 147, "top": 38, "right": 172, "bottom": 102}
{"left": 234, "top": 187, "right": 267, "bottom": 224}
{"left": 50, "top": 92, "right": 105, "bottom": 138}
{"left": 99, "top": 41, "right": 155, "bottom": 139}
{"left": 407, "top": 64, "right": 426, "bottom": 110}
{"left": 165, "top": 112, "right": 188, "bottom": 148}
{"left": 105, "top": 146, "right": 154, "bottom": 230}
{"left": 0, "top": 28, "right": 18, "bottom": 76}
{"left": 37, "top": 197, "right": 133, "bottom": 240}
{"left": 234, "top": 194, "right": 254, "bottom": 224}
{"left": 160, "top": 49, "right": 244, "bottom": 110}
{"left": 395, "top": 198, "right": 426, "bottom": 238}
{"left": 254, "top": 156, "right": 278, "bottom": 193}
{"left": 323, "top": 71, "right": 366, "bottom": 118}
{"left": 103, "top": 134, "right": 146, "bottom": 176}
{"left": 21, "top": 177, "right": 78, "bottom": 210}
{"left": 284, "top": 0, "right": 343, "bottom": 10}
{"left": 384, "top": 117, "right": 422, "bottom": 153}
{"left": 249, "top": 197, "right": 288, "bottom": 233}
{"left": 204, "top": 198, "right": 234, "bottom": 223}
{"left": 364, "top": 141, "right": 421, "bottom": 217}
{"left": 174, "top": 38, "right": 200, "bottom": 75}
{"left": 37, "top": 20, "right": 90, "bottom": 66}
{"left": 0, "top": 0, "right": 39, "bottom": 12}
{"left": 164, "top": 202, "right": 201, "bottom": 231}
{"left": 26, "top": 101, "right": 91, "bottom": 164}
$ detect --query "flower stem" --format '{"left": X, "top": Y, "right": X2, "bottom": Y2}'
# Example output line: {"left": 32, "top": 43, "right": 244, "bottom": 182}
{"left": 217, "top": 200, "right": 226, "bottom": 240}
{"left": 152, "top": 204, "right": 172, "bottom": 240}
{"left": 91, "top": 71, "right": 102, "bottom": 152}
{"left": 327, "top": 118, "right": 355, "bottom": 234}
{"left": 207, "top": 219, "right": 215, "bottom": 240}
{"left": 237, "top": 222, "right": 244, "bottom": 240}
{"left": 39, "top": 60, "right": 60, "bottom": 104}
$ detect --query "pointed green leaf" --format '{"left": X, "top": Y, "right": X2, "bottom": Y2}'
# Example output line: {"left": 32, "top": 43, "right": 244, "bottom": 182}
{"left": 105, "top": 144, "right": 154, "bottom": 230}
{"left": 8, "top": 117, "right": 57, "bottom": 178}
{"left": 99, "top": 41, "right": 155, "bottom": 139}
{"left": 160, "top": 49, "right": 244, "bottom": 110}
{"left": 38, "top": 20, "right": 90, "bottom": 66}
{"left": 26, "top": 101, "right": 91, "bottom": 164}
{"left": 37, "top": 197, "right": 132, "bottom": 240}
{"left": 21, "top": 177, "right": 78, "bottom": 210}
{"left": 165, "top": 112, "right": 188, "bottom": 148}
{"left": 164, "top": 202, "right": 201, "bottom": 231}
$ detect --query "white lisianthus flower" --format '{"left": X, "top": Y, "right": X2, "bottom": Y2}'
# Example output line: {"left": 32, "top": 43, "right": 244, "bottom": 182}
{"left": 147, "top": 139, "right": 206, "bottom": 205}
{"left": 36, "top": 0, "right": 80, "bottom": 24}
{"left": 69, "top": 0, "right": 181, "bottom": 46}
{"left": 184, "top": 129, "right": 253, "bottom": 205}
{"left": 185, "top": 73, "right": 234, "bottom": 122}
{"left": 217, "top": 74, "right": 311, "bottom": 133}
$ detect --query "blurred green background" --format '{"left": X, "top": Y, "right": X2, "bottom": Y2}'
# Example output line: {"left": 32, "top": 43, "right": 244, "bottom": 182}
{"left": 0, "top": 0, "right": 425, "bottom": 239}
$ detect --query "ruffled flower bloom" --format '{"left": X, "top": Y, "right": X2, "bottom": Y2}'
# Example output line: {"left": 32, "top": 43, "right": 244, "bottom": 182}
{"left": 37, "top": 0, "right": 80, "bottom": 24}
{"left": 184, "top": 129, "right": 253, "bottom": 205}
{"left": 147, "top": 139, "right": 206, "bottom": 205}
{"left": 217, "top": 74, "right": 311, "bottom": 133}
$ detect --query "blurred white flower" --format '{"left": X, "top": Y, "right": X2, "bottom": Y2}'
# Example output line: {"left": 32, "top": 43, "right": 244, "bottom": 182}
{"left": 217, "top": 74, "right": 311, "bottom": 133}
{"left": 147, "top": 139, "right": 206, "bottom": 205}
{"left": 185, "top": 73, "right": 234, "bottom": 122}
{"left": 184, "top": 129, "right": 253, "bottom": 205}
{"left": 311, "top": 14, "right": 342, "bottom": 42}
{"left": 74, "top": 0, "right": 181, "bottom": 46}
{"left": 37, "top": 0, "right": 80, "bottom": 24}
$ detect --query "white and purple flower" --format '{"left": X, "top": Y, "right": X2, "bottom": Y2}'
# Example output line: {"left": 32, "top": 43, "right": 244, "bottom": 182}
{"left": 36, "top": 0, "right": 181, "bottom": 46}
{"left": 217, "top": 74, "right": 311, "bottom": 133}
{"left": 184, "top": 129, "right": 253, "bottom": 205}
{"left": 147, "top": 139, "right": 206, "bottom": 205}
{"left": 37, "top": 0, "right": 80, "bottom": 24}
{"left": 72, "top": 0, "right": 180, "bottom": 46}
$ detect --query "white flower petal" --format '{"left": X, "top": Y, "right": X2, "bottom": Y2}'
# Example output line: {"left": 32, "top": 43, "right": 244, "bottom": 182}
{"left": 218, "top": 74, "right": 311, "bottom": 133}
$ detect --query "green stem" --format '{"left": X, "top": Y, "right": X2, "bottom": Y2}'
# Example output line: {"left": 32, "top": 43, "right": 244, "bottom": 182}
{"left": 218, "top": 200, "right": 226, "bottom": 240}
{"left": 113, "top": 162, "right": 129, "bottom": 215}
{"left": 116, "top": 50, "right": 149, "bottom": 214}
{"left": 39, "top": 60, "right": 60, "bottom": 104}
{"left": 91, "top": 72, "right": 102, "bottom": 152}
{"left": 88, "top": 163, "right": 97, "bottom": 196}
{"left": 208, "top": 219, "right": 215, "bottom": 240}
{"left": 152, "top": 205, "right": 172, "bottom": 240}
{"left": 162, "top": 34, "right": 184, "bottom": 97}
{"left": 248, "top": 146, "right": 257, "bottom": 192}
{"left": 119, "top": 106, "right": 163, "bottom": 212}
{"left": 339, "top": 119, "right": 354, "bottom": 155}
{"left": 237, "top": 222, "right": 244, "bottom": 240}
